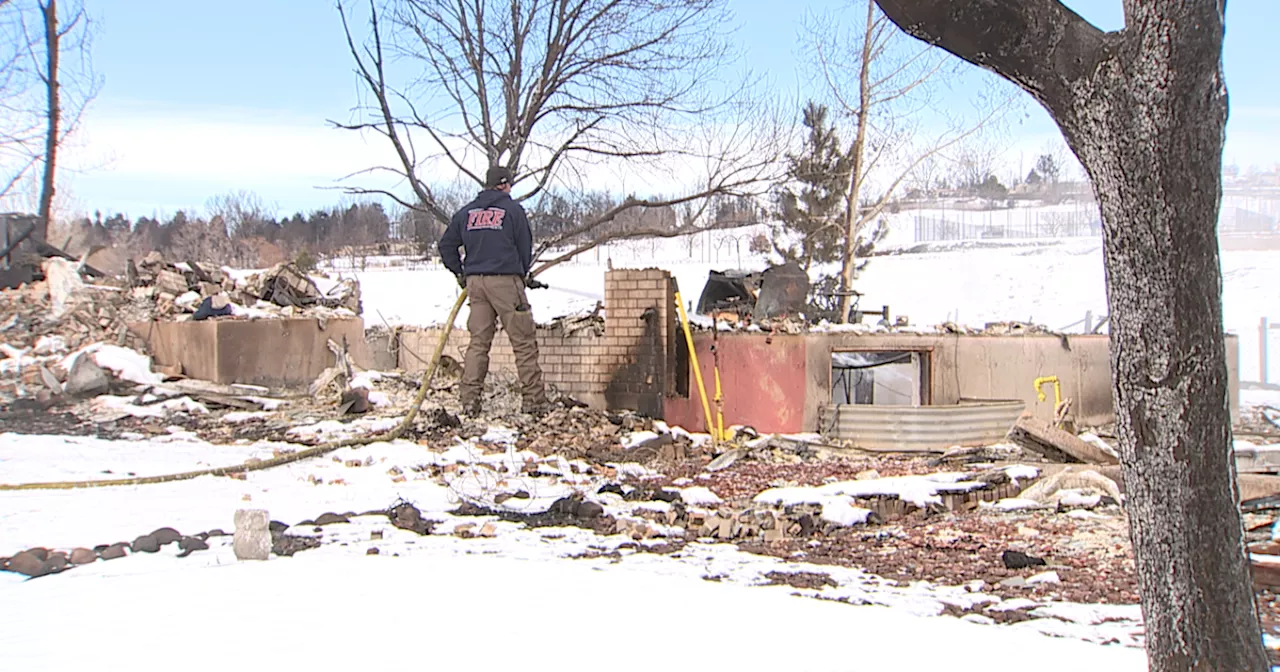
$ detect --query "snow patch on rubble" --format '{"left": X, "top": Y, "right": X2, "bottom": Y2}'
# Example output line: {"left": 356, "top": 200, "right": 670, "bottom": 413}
{"left": 91, "top": 394, "right": 209, "bottom": 418}
{"left": 1026, "top": 571, "right": 1061, "bottom": 585}
{"left": 1029, "top": 602, "right": 1144, "bottom": 626}
{"left": 608, "top": 462, "right": 658, "bottom": 479}
{"left": 243, "top": 396, "right": 286, "bottom": 411}
{"left": 350, "top": 370, "right": 387, "bottom": 388}
{"left": 753, "top": 487, "right": 846, "bottom": 508}
{"left": 628, "top": 500, "right": 672, "bottom": 513}
{"left": 63, "top": 344, "right": 164, "bottom": 386}
{"left": 1058, "top": 490, "right": 1103, "bottom": 508}
{"left": 677, "top": 486, "right": 723, "bottom": 506}
{"left": 286, "top": 416, "right": 400, "bottom": 441}
{"left": 33, "top": 335, "right": 67, "bottom": 355}
{"left": 821, "top": 472, "right": 982, "bottom": 506}
{"left": 987, "top": 598, "right": 1040, "bottom": 613}
{"left": 984, "top": 498, "right": 1043, "bottom": 511}
{"left": 347, "top": 373, "right": 392, "bottom": 405}
{"left": 229, "top": 301, "right": 277, "bottom": 319}
{"left": 757, "top": 466, "right": 1041, "bottom": 510}
{"left": 826, "top": 473, "right": 970, "bottom": 506}
{"left": 750, "top": 489, "right": 874, "bottom": 527}
{"left": 821, "top": 500, "right": 874, "bottom": 526}
{"left": 480, "top": 427, "right": 519, "bottom": 446}
{"left": 1004, "top": 465, "right": 1040, "bottom": 482}
{"left": 622, "top": 430, "right": 660, "bottom": 448}
{"left": 223, "top": 411, "right": 271, "bottom": 424}
{"left": 174, "top": 291, "right": 202, "bottom": 310}
{"left": 1078, "top": 433, "right": 1119, "bottom": 459}
{"left": 669, "top": 426, "right": 711, "bottom": 447}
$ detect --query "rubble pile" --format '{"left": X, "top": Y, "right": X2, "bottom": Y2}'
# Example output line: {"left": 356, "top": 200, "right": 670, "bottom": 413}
{"left": 0, "top": 259, "right": 155, "bottom": 403}
{"left": 130, "top": 254, "right": 362, "bottom": 320}
{"left": 0, "top": 269, "right": 146, "bottom": 353}
{"left": 687, "top": 309, "right": 1075, "bottom": 340}
{"left": 0, "top": 253, "right": 367, "bottom": 405}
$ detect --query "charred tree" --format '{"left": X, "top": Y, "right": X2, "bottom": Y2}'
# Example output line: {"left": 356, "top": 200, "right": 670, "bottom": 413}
{"left": 871, "top": 0, "right": 1266, "bottom": 669}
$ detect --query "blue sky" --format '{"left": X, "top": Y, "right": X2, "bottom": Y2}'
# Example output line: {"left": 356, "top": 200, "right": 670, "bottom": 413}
{"left": 49, "top": 0, "right": 1280, "bottom": 218}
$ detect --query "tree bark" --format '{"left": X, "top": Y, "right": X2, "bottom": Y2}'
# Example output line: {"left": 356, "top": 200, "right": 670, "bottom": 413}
{"left": 37, "top": 0, "right": 60, "bottom": 243}
{"left": 873, "top": 0, "right": 1268, "bottom": 669}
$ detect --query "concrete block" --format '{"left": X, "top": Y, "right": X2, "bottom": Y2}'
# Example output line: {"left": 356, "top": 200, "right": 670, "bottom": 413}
{"left": 233, "top": 509, "right": 272, "bottom": 561}
{"left": 64, "top": 354, "right": 110, "bottom": 397}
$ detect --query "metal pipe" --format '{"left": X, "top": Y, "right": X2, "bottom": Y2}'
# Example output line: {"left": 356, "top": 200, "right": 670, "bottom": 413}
{"left": 712, "top": 323, "right": 725, "bottom": 441}
{"left": 675, "top": 290, "right": 716, "bottom": 443}
{"left": 1033, "top": 375, "right": 1062, "bottom": 408}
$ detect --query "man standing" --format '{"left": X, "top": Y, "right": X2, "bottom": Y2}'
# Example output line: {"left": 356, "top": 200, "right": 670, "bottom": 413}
{"left": 438, "top": 166, "right": 549, "bottom": 416}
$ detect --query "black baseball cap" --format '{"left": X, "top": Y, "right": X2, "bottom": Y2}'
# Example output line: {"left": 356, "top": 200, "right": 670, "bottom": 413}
{"left": 485, "top": 166, "right": 514, "bottom": 189}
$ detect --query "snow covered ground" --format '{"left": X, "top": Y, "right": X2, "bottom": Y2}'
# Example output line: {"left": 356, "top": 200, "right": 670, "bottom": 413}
{"left": 333, "top": 221, "right": 1280, "bottom": 382}
{"left": 0, "top": 431, "right": 1149, "bottom": 671}
{"left": 2, "top": 551, "right": 1144, "bottom": 672}
{"left": 6, "top": 206, "right": 1273, "bottom": 670}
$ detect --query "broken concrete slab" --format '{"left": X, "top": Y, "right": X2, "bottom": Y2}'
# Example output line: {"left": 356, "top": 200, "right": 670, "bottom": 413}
{"left": 1251, "top": 554, "right": 1280, "bottom": 591}
{"left": 63, "top": 354, "right": 110, "bottom": 398}
{"left": 1239, "top": 474, "right": 1280, "bottom": 503}
{"left": 1006, "top": 415, "right": 1120, "bottom": 465}
{"left": 1235, "top": 443, "right": 1280, "bottom": 475}
{"left": 233, "top": 509, "right": 271, "bottom": 561}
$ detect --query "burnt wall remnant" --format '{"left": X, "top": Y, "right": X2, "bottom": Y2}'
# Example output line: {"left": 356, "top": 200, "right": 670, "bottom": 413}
{"left": 602, "top": 269, "right": 676, "bottom": 418}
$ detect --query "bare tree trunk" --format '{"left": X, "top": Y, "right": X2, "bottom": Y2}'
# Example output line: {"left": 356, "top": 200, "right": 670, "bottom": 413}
{"left": 836, "top": 0, "right": 875, "bottom": 324}
{"left": 873, "top": 0, "right": 1267, "bottom": 669}
{"left": 37, "top": 0, "right": 59, "bottom": 243}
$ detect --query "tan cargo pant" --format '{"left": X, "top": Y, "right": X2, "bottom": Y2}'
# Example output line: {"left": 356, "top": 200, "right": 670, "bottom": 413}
{"left": 460, "top": 275, "right": 548, "bottom": 408}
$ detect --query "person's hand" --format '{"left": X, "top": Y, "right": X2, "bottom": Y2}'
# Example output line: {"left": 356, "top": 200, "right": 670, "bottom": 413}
{"left": 455, "top": 273, "right": 466, "bottom": 289}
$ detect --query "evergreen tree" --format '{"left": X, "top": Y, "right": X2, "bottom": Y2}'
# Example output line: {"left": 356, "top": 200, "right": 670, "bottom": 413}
{"left": 771, "top": 102, "right": 852, "bottom": 271}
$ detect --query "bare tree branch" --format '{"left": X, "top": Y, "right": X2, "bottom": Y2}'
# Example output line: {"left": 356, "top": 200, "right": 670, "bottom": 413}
{"left": 793, "top": 0, "right": 1017, "bottom": 322}
{"left": 334, "top": 0, "right": 784, "bottom": 255}
{"left": 0, "top": 0, "right": 98, "bottom": 230}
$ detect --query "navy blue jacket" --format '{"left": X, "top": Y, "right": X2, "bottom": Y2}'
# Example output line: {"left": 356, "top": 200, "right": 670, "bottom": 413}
{"left": 438, "top": 189, "right": 532, "bottom": 278}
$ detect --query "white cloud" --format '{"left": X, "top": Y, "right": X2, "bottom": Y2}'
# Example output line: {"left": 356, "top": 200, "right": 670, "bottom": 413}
{"left": 47, "top": 98, "right": 1280, "bottom": 218}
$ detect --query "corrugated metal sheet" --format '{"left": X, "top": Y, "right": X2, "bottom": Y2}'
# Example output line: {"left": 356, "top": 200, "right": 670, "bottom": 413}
{"left": 819, "top": 400, "right": 1026, "bottom": 452}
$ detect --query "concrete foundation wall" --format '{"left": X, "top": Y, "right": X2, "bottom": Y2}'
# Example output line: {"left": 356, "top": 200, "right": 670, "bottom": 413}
{"left": 805, "top": 332, "right": 1239, "bottom": 430}
{"left": 129, "top": 317, "right": 373, "bottom": 389}
{"left": 664, "top": 331, "right": 1241, "bottom": 433}
{"left": 664, "top": 334, "right": 809, "bottom": 434}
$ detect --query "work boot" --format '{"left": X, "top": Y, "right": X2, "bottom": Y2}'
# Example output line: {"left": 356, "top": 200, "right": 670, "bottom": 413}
{"left": 461, "top": 399, "right": 482, "bottom": 417}
{"left": 522, "top": 398, "right": 552, "bottom": 418}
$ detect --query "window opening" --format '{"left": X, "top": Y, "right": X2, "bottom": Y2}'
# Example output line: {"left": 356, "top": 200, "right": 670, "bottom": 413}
{"left": 831, "top": 351, "right": 924, "bottom": 406}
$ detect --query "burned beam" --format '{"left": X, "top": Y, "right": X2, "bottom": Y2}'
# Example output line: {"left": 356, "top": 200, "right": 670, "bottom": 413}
{"left": 0, "top": 223, "right": 36, "bottom": 263}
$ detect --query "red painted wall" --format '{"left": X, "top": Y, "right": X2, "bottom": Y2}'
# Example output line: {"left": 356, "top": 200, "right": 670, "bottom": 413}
{"left": 663, "top": 333, "right": 808, "bottom": 434}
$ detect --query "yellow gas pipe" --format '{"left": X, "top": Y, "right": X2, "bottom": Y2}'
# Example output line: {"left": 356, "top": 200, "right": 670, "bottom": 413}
{"left": 713, "top": 365, "right": 725, "bottom": 443}
{"left": 674, "top": 291, "right": 720, "bottom": 444}
{"left": 1034, "top": 376, "right": 1062, "bottom": 408}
